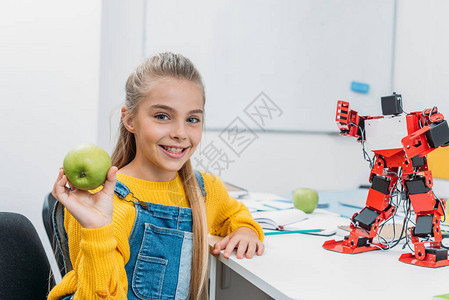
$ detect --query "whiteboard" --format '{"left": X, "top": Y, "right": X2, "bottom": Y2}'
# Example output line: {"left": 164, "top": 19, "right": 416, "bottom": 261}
{"left": 143, "top": 0, "right": 396, "bottom": 132}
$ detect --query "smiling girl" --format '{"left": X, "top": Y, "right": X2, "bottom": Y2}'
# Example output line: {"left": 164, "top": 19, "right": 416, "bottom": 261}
{"left": 48, "top": 52, "right": 264, "bottom": 300}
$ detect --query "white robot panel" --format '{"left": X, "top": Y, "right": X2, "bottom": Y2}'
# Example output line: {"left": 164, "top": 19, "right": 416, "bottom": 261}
{"left": 364, "top": 114, "right": 408, "bottom": 152}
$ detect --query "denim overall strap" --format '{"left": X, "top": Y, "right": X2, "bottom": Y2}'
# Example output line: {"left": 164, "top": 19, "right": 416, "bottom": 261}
{"left": 193, "top": 170, "right": 206, "bottom": 198}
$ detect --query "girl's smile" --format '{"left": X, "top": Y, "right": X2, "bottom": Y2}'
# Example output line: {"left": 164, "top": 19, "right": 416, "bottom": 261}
{"left": 159, "top": 145, "right": 189, "bottom": 158}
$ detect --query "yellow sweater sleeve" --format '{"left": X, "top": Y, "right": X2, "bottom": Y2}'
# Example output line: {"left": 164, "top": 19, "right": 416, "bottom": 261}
{"left": 47, "top": 198, "right": 134, "bottom": 300}
{"left": 202, "top": 172, "right": 264, "bottom": 241}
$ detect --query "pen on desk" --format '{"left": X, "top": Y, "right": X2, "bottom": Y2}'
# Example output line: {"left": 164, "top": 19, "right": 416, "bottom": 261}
{"left": 262, "top": 204, "right": 283, "bottom": 210}
{"left": 264, "top": 229, "right": 323, "bottom": 236}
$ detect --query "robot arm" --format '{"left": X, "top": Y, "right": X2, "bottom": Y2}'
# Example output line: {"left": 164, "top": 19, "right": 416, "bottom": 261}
{"left": 422, "top": 106, "right": 445, "bottom": 124}
{"left": 401, "top": 107, "right": 449, "bottom": 159}
{"left": 336, "top": 101, "right": 381, "bottom": 141}
{"left": 336, "top": 101, "right": 365, "bottom": 139}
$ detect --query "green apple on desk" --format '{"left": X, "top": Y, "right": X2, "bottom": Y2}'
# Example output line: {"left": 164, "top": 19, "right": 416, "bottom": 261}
{"left": 292, "top": 188, "right": 319, "bottom": 213}
{"left": 63, "top": 143, "right": 112, "bottom": 190}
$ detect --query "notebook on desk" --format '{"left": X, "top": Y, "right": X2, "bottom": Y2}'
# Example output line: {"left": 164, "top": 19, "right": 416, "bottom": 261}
{"left": 254, "top": 209, "right": 343, "bottom": 236}
{"left": 251, "top": 208, "right": 307, "bottom": 230}
{"left": 223, "top": 181, "right": 249, "bottom": 199}
{"left": 237, "top": 192, "right": 292, "bottom": 212}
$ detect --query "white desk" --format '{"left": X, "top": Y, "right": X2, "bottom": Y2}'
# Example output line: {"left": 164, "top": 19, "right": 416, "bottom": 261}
{"left": 208, "top": 190, "right": 449, "bottom": 300}
{"left": 209, "top": 233, "right": 449, "bottom": 300}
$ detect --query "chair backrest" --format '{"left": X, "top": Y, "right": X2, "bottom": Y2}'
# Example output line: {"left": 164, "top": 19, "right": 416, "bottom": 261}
{"left": 42, "top": 193, "right": 73, "bottom": 277}
{"left": 0, "top": 212, "right": 55, "bottom": 300}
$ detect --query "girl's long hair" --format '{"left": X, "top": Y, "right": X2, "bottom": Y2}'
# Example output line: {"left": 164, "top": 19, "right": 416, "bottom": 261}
{"left": 111, "top": 52, "right": 208, "bottom": 300}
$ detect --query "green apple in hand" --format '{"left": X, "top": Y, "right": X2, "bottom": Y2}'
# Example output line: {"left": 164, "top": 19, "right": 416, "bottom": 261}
{"left": 63, "top": 143, "right": 112, "bottom": 190}
{"left": 293, "top": 188, "right": 319, "bottom": 213}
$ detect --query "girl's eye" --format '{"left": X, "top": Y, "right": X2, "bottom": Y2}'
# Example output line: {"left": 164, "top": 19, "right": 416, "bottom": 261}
{"left": 187, "top": 117, "right": 201, "bottom": 123}
{"left": 155, "top": 114, "right": 169, "bottom": 120}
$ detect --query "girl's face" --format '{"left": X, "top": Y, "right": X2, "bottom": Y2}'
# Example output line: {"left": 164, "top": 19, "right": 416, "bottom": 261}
{"left": 123, "top": 77, "right": 204, "bottom": 181}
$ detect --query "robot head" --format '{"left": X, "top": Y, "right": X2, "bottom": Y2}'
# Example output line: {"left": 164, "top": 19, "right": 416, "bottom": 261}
{"left": 381, "top": 93, "right": 403, "bottom": 115}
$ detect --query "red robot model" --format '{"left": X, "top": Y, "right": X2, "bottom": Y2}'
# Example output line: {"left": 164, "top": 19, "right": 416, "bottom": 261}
{"left": 323, "top": 93, "right": 449, "bottom": 268}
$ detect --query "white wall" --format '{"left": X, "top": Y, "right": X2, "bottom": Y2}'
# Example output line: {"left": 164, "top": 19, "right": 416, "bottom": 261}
{"left": 97, "top": 0, "right": 145, "bottom": 152}
{"left": 194, "top": 131, "right": 369, "bottom": 195}
{"left": 0, "top": 0, "right": 102, "bottom": 281}
{"left": 394, "top": 0, "right": 449, "bottom": 114}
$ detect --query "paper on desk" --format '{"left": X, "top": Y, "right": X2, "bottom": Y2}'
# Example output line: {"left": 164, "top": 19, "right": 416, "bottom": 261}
{"left": 251, "top": 208, "right": 308, "bottom": 230}
{"left": 273, "top": 209, "right": 347, "bottom": 236}
{"left": 239, "top": 192, "right": 293, "bottom": 212}
{"left": 224, "top": 181, "right": 248, "bottom": 199}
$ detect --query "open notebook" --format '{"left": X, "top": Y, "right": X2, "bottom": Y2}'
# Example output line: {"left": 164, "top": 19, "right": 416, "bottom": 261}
{"left": 251, "top": 208, "right": 343, "bottom": 236}
{"left": 251, "top": 209, "right": 308, "bottom": 230}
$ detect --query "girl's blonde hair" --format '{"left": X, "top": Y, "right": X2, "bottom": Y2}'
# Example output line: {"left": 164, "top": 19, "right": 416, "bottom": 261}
{"left": 111, "top": 52, "right": 208, "bottom": 300}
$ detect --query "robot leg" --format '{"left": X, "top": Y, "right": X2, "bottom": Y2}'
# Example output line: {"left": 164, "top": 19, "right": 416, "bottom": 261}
{"left": 398, "top": 177, "right": 449, "bottom": 267}
{"left": 323, "top": 174, "right": 397, "bottom": 254}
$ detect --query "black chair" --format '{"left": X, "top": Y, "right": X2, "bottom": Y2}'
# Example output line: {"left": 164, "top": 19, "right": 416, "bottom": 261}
{"left": 42, "top": 192, "right": 57, "bottom": 251}
{"left": 0, "top": 212, "right": 55, "bottom": 300}
{"left": 42, "top": 192, "right": 72, "bottom": 277}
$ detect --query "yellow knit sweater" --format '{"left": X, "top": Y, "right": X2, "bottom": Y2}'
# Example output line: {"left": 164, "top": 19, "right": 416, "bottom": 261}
{"left": 48, "top": 171, "right": 263, "bottom": 300}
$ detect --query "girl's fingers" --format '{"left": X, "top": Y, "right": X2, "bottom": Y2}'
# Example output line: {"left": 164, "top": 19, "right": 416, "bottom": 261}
{"left": 53, "top": 168, "right": 64, "bottom": 190}
{"left": 53, "top": 170, "right": 67, "bottom": 195}
{"left": 53, "top": 175, "right": 70, "bottom": 207}
{"left": 224, "top": 238, "right": 238, "bottom": 258}
{"left": 246, "top": 242, "right": 257, "bottom": 259}
{"left": 56, "top": 168, "right": 64, "bottom": 182}
{"left": 256, "top": 241, "right": 265, "bottom": 256}
{"left": 213, "top": 236, "right": 229, "bottom": 255}
{"left": 67, "top": 180, "right": 76, "bottom": 192}
{"left": 102, "top": 166, "right": 118, "bottom": 196}
{"left": 236, "top": 240, "right": 249, "bottom": 259}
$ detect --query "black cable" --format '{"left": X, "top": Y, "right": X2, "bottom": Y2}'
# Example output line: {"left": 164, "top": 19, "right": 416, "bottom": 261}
{"left": 373, "top": 173, "right": 407, "bottom": 250}
{"left": 402, "top": 200, "right": 415, "bottom": 253}
{"left": 399, "top": 98, "right": 409, "bottom": 115}
{"left": 358, "top": 125, "right": 374, "bottom": 169}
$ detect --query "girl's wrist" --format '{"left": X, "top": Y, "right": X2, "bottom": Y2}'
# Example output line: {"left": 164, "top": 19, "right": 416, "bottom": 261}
{"left": 81, "top": 218, "right": 112, "bottom": 229}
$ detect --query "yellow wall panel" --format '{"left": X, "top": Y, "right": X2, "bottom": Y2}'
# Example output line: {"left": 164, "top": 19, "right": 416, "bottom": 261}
{"left": 428, "top": 147, "right": 449, "bottom": 180}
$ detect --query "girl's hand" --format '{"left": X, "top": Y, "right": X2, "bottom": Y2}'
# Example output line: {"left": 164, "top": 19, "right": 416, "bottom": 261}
{"left": 52, "top": 166, "right": 118, "bottom": 229}
{"left": 212, "top": 227, "right": 264, "bottom": 259}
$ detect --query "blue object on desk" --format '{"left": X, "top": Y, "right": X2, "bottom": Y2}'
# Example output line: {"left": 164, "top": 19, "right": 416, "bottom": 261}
{"left": 265, "top": 229, "right": 322, "bottom": 236}
{"left": 318, "top": 189, "right": 368, "bottom": 219}
{"left": 351, "top": 81, "right": 370, "bottom": 94}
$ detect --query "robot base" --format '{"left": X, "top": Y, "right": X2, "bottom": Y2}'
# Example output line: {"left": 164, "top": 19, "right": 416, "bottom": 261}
{"left": 323, "top": 239, "right": 386, "bottom": 254}
{"left": 399, "top": 253, "right": 449, "bottom": 268}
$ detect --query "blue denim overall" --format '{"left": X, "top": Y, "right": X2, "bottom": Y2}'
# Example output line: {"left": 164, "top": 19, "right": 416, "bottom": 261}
{"left": 125, "top": 200, "right": 193, "bottom": 300}
{"left": 57, "top": 171, "right": 205, "bottom": 300}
